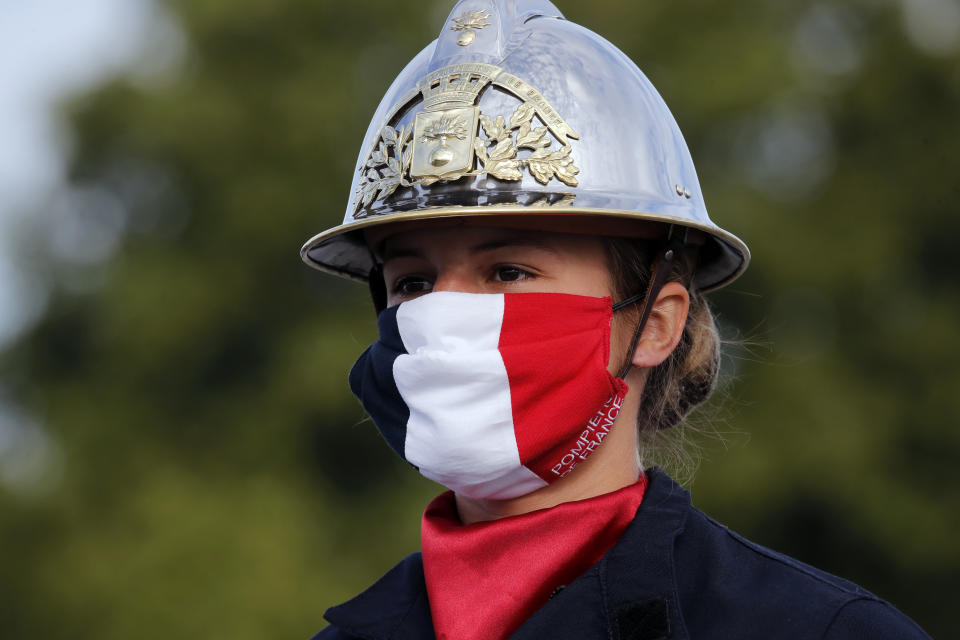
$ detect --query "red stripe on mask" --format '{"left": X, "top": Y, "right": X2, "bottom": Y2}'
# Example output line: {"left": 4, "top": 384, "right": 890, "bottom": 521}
{"left": 498, "top": 293, "right": 629, "bottom": 483}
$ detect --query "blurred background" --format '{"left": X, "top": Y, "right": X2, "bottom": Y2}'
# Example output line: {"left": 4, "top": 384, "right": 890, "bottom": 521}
{"left": 1, "top": 0, "right": 958, "bottom": 637}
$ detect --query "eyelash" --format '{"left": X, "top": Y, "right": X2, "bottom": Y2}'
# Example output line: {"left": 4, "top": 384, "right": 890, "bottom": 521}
{"left": 493, "top": 265, "right": 534, "bottom": 283}
{"left": 392, "top": 275, "right": 431, "bottom": 296}
{"left": 390, "top": 265, "right": 536, "bottom": 295}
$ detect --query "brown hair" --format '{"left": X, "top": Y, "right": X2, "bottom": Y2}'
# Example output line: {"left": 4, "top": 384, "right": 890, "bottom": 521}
{"left": 604, "top": 236, "right": 721, "bottom": 477}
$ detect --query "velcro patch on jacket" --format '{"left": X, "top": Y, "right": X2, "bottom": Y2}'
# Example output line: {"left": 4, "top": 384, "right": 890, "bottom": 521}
{"left": 612, "top": 597, "right": 671, "bottom": 640}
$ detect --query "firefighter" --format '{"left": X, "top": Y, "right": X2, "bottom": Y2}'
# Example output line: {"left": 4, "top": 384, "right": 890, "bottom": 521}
{"left": 301, "top": 2, "right": 931, "bottom": 638}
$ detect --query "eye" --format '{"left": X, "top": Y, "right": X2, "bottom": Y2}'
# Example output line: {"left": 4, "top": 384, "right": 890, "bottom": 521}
{"left": 392, "top": 275, "right": 433, "bottom": 296}
{"left": 493, "top": 266, "right": 534, "bottom": 283}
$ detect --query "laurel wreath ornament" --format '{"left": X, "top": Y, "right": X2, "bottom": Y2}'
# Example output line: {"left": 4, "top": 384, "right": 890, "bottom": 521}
{"left": 354, "top": 101, "right": 580, "bottom": 215}
{"left": 355, "top": 124, "right": 413, "bottom": 211}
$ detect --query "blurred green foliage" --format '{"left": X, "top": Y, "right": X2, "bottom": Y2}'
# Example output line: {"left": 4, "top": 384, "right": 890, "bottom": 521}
{"left": 1, "top": 0, "right": 957, "bottom": 637}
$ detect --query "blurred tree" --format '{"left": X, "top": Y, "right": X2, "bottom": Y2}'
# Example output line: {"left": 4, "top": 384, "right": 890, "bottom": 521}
{"left": 0, "top": 0, "right": 956, "bottom": 638}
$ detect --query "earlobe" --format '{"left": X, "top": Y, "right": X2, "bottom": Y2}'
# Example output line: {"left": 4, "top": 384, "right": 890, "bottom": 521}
{"left": 630, "top": 282, "right": 690, "bottom": 369}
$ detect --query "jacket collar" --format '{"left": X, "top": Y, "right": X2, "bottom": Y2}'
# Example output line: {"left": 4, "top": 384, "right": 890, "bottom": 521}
{"left": 323, "top": 469, "right": 691, "bottom": 639}
{"left": 323, "top": 552, "right": 434, "bottom": 640}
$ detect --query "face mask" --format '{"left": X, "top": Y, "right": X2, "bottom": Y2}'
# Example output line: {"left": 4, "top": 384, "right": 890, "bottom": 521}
{"left": 349, "top": 291, "right": 630, "bottom": 500}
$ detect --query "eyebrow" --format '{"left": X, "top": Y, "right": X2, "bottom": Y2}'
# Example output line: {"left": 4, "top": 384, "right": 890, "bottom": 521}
{"left": 380, "top": 235, "right": 559, "bottom": 262}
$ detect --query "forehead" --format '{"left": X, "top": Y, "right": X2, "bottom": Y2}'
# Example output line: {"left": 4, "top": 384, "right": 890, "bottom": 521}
{"left": 367, "top": 221, "right": 606, "bottom": 262}
{"left": 364, "top": 215, "right": 663, "bottom": 252}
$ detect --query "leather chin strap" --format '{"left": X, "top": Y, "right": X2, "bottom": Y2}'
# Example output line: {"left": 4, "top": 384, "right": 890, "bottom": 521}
{"left": 612, "top": 229, "right": 686, "bottom": 380}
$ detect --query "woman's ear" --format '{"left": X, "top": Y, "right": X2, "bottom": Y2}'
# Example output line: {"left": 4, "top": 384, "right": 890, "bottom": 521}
{"left": 631, "top": 281, "right": 690, "bottom": 368}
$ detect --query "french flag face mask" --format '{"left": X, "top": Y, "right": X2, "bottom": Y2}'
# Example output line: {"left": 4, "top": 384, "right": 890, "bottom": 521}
{"left": 349, "top": 291, "right": 630, "bottom": 500}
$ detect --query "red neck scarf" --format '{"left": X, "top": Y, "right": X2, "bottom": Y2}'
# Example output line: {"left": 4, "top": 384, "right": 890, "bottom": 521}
{"left": 420, "top": 476, "right": 648, "bottom": 640}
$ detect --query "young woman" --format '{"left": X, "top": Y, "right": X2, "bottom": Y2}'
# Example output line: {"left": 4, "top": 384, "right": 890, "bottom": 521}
{"left": 301, "top": 2, "right": 932, "bottom": 638}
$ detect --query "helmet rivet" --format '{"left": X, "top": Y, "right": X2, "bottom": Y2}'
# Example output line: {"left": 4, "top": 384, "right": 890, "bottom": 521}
{"left": 684, "top": 188, "right": 691, "bottom": 199}
{"left": 675, "top": 184, "right": 684, "bottom": 196}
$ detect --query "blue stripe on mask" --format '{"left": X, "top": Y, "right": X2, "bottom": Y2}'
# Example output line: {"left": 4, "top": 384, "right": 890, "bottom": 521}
{"left": 349, "top": 304, "right": 411, "bottom": 461}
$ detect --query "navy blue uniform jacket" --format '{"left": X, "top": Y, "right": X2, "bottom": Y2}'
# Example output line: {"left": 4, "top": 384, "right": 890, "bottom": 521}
{"left": 314, "top": 469, "right": 931, "bottom": 639}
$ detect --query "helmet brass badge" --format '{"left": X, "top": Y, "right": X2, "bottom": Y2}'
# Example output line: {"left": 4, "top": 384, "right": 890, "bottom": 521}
{"left": 355, "top": 62, "right": 581, "bottom": 217}
{"left": 450, "top": 9, "right": 491, "bottom": 46}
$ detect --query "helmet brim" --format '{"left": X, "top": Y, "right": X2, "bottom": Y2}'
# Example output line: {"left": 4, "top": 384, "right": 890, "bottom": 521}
{"left": 301, "top": 205, "right": 749, "bottom": 292}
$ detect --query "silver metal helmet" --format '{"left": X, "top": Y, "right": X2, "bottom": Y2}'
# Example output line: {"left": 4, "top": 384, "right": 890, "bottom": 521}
{"left": 301, "top": 0, "right": 750, "bottom": 291}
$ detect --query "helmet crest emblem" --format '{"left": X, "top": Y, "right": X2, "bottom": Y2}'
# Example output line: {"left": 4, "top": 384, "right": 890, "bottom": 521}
{"left": 450, "top": 9, "right": 491, "bottom": 46}
{"left": 355, "top": 63, "right": 581, "bottom": 217}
